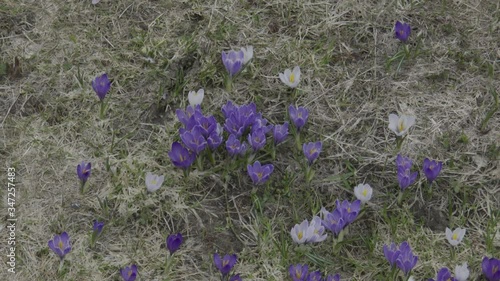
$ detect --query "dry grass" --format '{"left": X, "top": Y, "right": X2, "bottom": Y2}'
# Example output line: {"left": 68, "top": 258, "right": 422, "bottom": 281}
{"left": 1, "top": 0, "right": 499, "bottom": 280}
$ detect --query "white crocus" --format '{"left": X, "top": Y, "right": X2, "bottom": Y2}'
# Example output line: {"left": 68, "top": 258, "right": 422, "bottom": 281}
{"left": 241, "top": 46, "right": 253, "bottom": 65}
{"left": 279, "top": 66, "right": 301, "bottom": 88}
{"left": 388, "top": 113, "right": 416, "bottom": 136}
{"left": 454, "top": 262, "right": 469, "bottom": 281}
{"left": 188, "top": 89, "right": 204, "bottom": 106}
{"left": 354, "top": 183, "right": 373, "bottom": 203}
{"left": 306, "top": 216, "right": 327, "bottom": 243}
{"left": 445, "top": 227, "right": 466, "bottom": 246}
{"left": 145, "top": 172, "right": 164, "bottom": 193}
{"left": 290, "top": 219, "right": 309, "bottom": 244}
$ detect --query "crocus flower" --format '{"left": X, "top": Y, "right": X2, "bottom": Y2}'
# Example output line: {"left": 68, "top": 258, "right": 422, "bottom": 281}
{"left": 455, "top": 262, "right": 469, "bottom": 281}
{"left": 252, "top": 114, "right": 273, "bottom": 135}
{"left": 214, "top": 253, "right": 237, "bottom": 276}
{"left": 77, "top": 161, "right": 91, "bottom": 184}
{"left": 289, "top": 105, "right": 309, "bottom": 131}
{"left": 482, "top": 256, "right": 500, "bottom": 281}
{"left": 396, "top": 154, "right": 413, "bottom": 170}
{"left": 388, "top": 113, "right": 415, "bottom": 137}
{"left": 383, "top": 242, "right": 400, "bottom": 268}
{"left": 395, "top": 21, "right": 411, "bottom": 42}
{"left": 273, "top": 122, "right": 289, "bottom": 144}
{"left": 222, "top": 50, "right": 244, "bottom": 77}
{"left": 168, "top": 142, "right": 196, "bottom": 169}
{"left": 207, "top": 129, "right": 224, "bottom": 150}
{"left": 446, "top": 227, "right": 466, "bottom": 246}
{"left": 306, "top": 270, "right": 322, "bottom": 281}
{"left": 354, "top": 183, "right": 373, "bottom": 203}
{"left": 307, "top": 216, "right": 328, "bottom": 243}
{"left": 290, "top": 217, "right": 327, "bottom": 244}
{"left": 247, "top": 161, "right": 274, "bottom": 185}
{"left": 303, "top": 141, "right": 322, "bottom": 165}
{"left": 180, "top": 126, "right": 207, "bottom": 155}
{"left": 230, "top": 274, "right": 242, "bottom": 281}
{"left": 397, "top": 166, "right": 418, "bottom": 190}
{"left": 279, "top": 66, "right": 301, "bottom": 88}
{"left": 176, "top": 105, "right": 202, "bottom": 128}
{"left": 289, "top": 264, "right": 309, "bottom": 281}
{"left": 241, "top": 45, "right": 253, "bottom": 64}
{"left": 187, "top": 88, "right": 204, "bottom": 106}
{"left": 395, "top": 241, "right": 418, "bottom": 276}
{"left": 321, "top": 207, "right": 345, "bottom": 235}
{"left": 222, "top": 101, "right": 238, "bottom": 119}
{"left": 145, "top": 172, "right": 164, "bottom": 192}
{"left": 429, "top": 267, "right": 456, "bottom": 281}
{"left": 423, "top": 158, "right": 443, "bottom": 184}
{"left": 93, "top": 220, "right": 105, "bottom": 236}
{"left": 120, "top": 264, "right": 138, "bottom": 281}
{"left": 92, "top": 73, "right": 111, "bottom": 100}
{"left": 291, "top": 219, "right": 310, "bottom": 244}
{"left": 226, "top": 134, "right": 247, "bottom": 157}
{"left": 48, "top": 232, "right": 72, "bottom": 260}
{"left": 248, "top": 128, "right": 267, "bottom": 152}
{"left": 326, "top": 274, "right": 341, "bottom": 281}
{"left": 336, "top": 199, "right": 361, "bottom": 225}
{"left": 166, "top": 233, "right": 183, "bottom": 255}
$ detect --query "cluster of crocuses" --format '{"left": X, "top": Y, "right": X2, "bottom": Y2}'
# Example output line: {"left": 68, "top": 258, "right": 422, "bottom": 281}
{"left": 383, "top": 241, "right": 419, "bottom": 277}
{"left": 395, "top": 154, "right": 443, "bottom": 191}
{"left": 289, "top": 264, "right": 340, "bottom": 281}
{"left": 290, "top": 199, "right": 362, "bottom": 245}
{"left": 168, "top": 100, "right": 323, "bottom": 186}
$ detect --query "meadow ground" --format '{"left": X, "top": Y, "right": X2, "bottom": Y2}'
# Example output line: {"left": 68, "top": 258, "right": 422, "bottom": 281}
{"left": 1, "top": 0, "right": 499, "bottom": 280}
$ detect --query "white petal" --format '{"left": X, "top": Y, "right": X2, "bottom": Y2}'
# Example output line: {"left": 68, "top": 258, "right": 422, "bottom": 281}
{"left": 455, "top": 262, "right": 469, "bottom": 281}
{"left": 279, "top": 73, "right": 289, "bottom": 86}
{"left": 388, "top": 114, "right": 399, "bottom": 133}
{"left": 92, "top": 0, "right": 100, "bottom": 4}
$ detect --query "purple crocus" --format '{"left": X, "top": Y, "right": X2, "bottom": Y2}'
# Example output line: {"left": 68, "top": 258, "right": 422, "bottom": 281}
{"left": 289, "top": 264, "right": 309, "bottom": 281}
{"left": 252, "top": 114, "right": 273, "bottom": 135}
{"left": 222, "top": 50, "right": 244, "bottom": 77}
{"left": 395, "top": 241, "right": 418, "bottom": 276}
{"left": 289, "top": 105, "right": 309, "bottom": 131}
{"left": 226, "top": 134, "right": 248, "bottom": 157}
{"left": 395, "top": 21, "right": 411, "bottom": 42}
{"left": 482, "top": 256, "right": 500, "bottom": 281}
{"left": 321, "top": 208, "right": 345, "bottom": 235}
{"left": 273, "top": 122, "right": 289, "bottom": 144}
{"left": 180, "top": 126, "right": 207, "bottom": 155}
{"left": 92, "top": 220, "right": 105, "bottom": 236}
{"left": 48, "top": 232, "right": 72, "bottom": 260}
{"left": 229, "top": 274, "right": 242, "bottom": 281}
{"left": 326, "top": 274, "right": 341, "bottom": 281}
{"left": 248, "top": 128, "right": 267, "bottom": 152}
{"left": 166, "top": 233, "right": 183, "bottom": 255}
{"left": 397, "top": 166, "right": 418, "bottom": 190}
{"left": 207, "top": 129, "right": 224, "bottom": 150}
{"left": 422, "top": 158, "right": 443, "bottom": 184}
{"left": 336, "top": 199, "right": 361, "bottom": 225}
{"left": 176, "top": 105, "right": 202, "bottom": 128}
{"left": 92, "top": 73, "right": 111, "bottom": 100}
{"left": 214, "top": 253, "right": 237, "bottom": 276}
{"left": 77, "top": 161, "right": 91, "bottom": 184}
{"left": 222, "top": 101, "right": 238, "bottom": 119}
{"left": 396, "top": 154, "right": 413, "bottom": 170}
{"left": 120, "top": 264, "right": 138, "bottom": 281}
{"left": 429, "top": 268, "right": 456, "bottom": 281}
{"left": 306, "top": 270, "right": 322, "bottom": 281}
{"left": 303, "top": 142, "right": 322, "bottom": 165}
{"left": 168, "top": 142, "right": 196, "bottom": 169}
{"left": 247, "top": 161, "right": 274, "bottom": 185}
{"left": 383, "top": 242, "right": 400, "bottom": 268}
{"left": 396, "top": 155, "right": 418, "bottom": 190}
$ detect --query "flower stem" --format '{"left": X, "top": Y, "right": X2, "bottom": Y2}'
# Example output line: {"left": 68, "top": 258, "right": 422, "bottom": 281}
{"left": 99, "top": 100, "right": 106, "bottom": 119}
{"left": 225, "top": 76, "right": 233, "bottom": 92}
{"left": 58, "top": 258, "right": 65, "bottom": 272}
{"left": 80, "top": 181, "right": 86, "bottom": 194}
{"left": 397, "top": 190, "right": 404, "bottom": 205}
